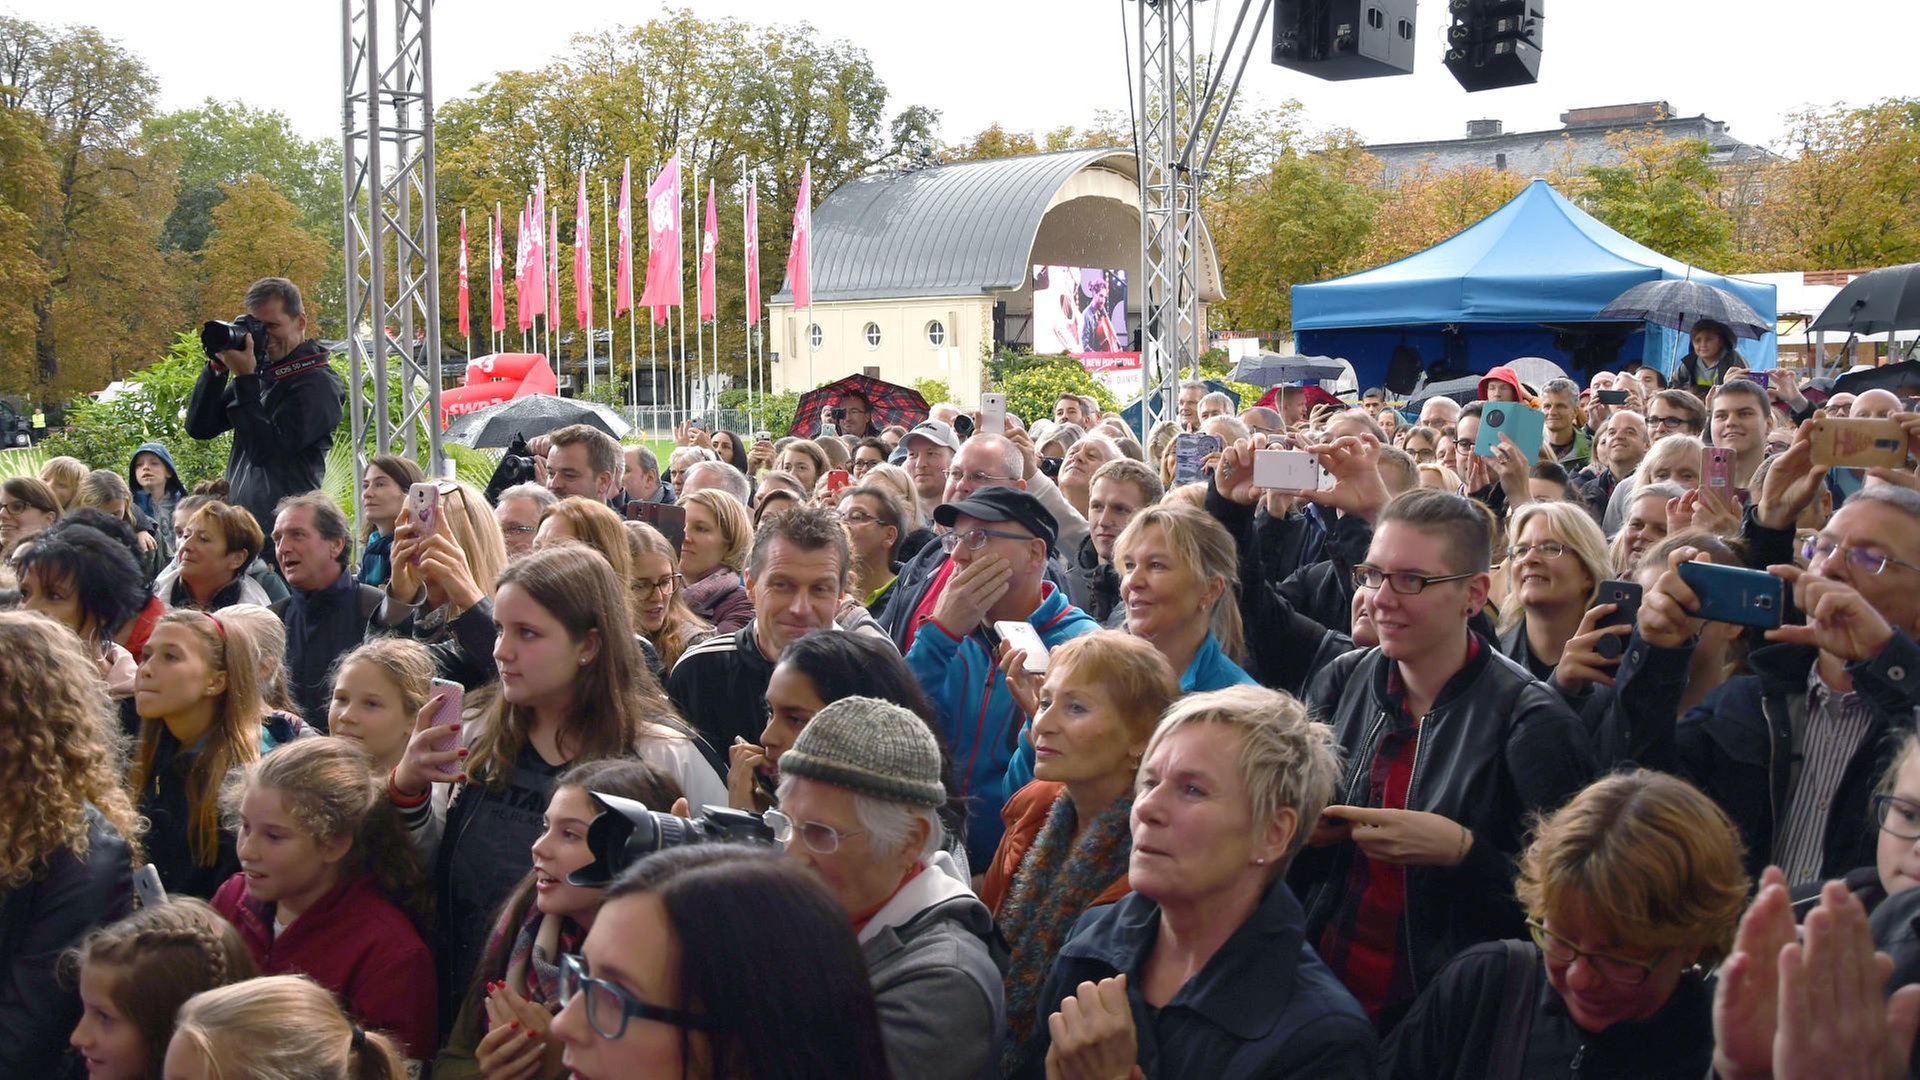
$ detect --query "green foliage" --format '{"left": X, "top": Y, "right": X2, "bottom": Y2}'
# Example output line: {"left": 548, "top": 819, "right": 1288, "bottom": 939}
{"left": 989, "top": 356, "right": 1120, "bottom": 427}
{"left": 1582, "top": 134, "right": 1735, "bottom": 272}
{"left": 716, "top": 387, "right": 799, "bottom": 436}
{"left": 910, "top": 377, "right": 952, "bottom": 407}
{"left": 37, "top": 331, "right": 234, "bottom": 486}
{"left": 0, "top": 445, "right": 50, "bottom": 479}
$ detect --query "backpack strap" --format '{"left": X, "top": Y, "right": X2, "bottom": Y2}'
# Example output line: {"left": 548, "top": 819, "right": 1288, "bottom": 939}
{"left": 1486, "top": 939, "right": 1542, "bottom": 1080}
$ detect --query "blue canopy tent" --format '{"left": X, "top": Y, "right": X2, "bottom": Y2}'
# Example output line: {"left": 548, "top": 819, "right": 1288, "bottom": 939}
{"left": 1290, "top": 179, "right": 1777, "bottom": 393}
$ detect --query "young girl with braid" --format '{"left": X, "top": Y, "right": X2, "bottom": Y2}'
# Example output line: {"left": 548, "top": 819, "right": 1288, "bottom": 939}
{"left": 211, "top": 737, "right": 437, "bottom": 1063}
{"left": 65, "top": 899, "right": 257, "bottom": 1080}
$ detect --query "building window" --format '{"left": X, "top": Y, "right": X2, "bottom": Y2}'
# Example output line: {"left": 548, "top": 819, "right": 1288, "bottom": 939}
{"left": 1495, "top": 152, "right": 1507, "bottom": 171}
{"left": 864, "top": 322, "right": 882, "bottom": 348}
{"left": 808, "top": 324, "right": 823, "bottom": 349}
{"left": 926, "top": 320, "right": 946, "bottom": 347}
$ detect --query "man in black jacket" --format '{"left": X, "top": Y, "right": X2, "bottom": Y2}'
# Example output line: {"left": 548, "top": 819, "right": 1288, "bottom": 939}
{"left": 269, "top": 493, "right": 383, "bottom": 731}
{"left": 186, "top": 277, "right": 344, "bottom": 546}
{"left": 1287, "top": 486, "right": 1595, "bottom": 1029}
{"left": 1066, "top": 458, "right": 1161, "bottom": 627}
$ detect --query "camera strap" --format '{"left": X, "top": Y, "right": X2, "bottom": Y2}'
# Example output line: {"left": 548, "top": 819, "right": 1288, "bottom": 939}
{"left": 267, "top": 349, "right": 332, "bottom": 383}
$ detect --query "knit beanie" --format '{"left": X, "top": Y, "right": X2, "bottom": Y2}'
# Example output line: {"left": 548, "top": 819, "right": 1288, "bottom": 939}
{"left": 779, "top": 696, "right": 946, "bottom": 809}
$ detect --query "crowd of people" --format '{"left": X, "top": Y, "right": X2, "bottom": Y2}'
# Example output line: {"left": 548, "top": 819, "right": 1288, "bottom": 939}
{"left": 3, "top": 284, "right": 1920, "bottom": 1078}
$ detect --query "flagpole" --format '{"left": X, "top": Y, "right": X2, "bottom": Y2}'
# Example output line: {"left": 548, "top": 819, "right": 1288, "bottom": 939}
{"left": 550, "top": 207, "right": 560, "bottom": 375}
{"left": 581, "top": 173, "right": 594, "bottom": 397}
{"left": 740, "top": 162, "right": 752, "bottom": 433}
{"left": 805, "top": 167, "right": 815, "bottom": 394}
{"left": 602, "top": 177, "right": 621, "bottom": 426}
{"left": 692, "top": 156, "right": 706, "bottom": 429}
{"left": 675, "top": 157, "right": 691, "bottom": 428}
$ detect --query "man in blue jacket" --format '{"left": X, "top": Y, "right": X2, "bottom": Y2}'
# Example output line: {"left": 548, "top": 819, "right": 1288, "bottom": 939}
{"left": 904, "top": 488, "right": 1098, "bottom": 868}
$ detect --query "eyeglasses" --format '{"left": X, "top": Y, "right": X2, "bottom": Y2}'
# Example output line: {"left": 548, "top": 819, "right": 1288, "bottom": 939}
{"left": 1875, "top": 794, "right": 1920, "bottom": 840}
{"left": 1353, "top": 565, "right": 1477, "bottom": 595}
{"left": 1409, "top": 449, "right": 1437, "bottom": 463}
{"left": 1507, "top": 541, "right": 1568, "bottom": 561}
{"left": 762, "top": 808, "right": 865, "bottom": 855}
{"left": 944, "top": 468, "right": 1016, "bottom": 486}
{"left": 1648, "top": 415, "right": 1692, "bottom": 431}
{"left": 633, "top": 574, "right": 683, "bottom": 597}
{"left": 836, "top": 508, "right": 880, "bottom": 526}
{"left": 1, "top": 499, "right": 33, "bottom": 515}
{"left": 851, "top": 459, "right": 879, "bottom": 473}
{"left": 558, "top": 953, "right": 718, "bottom": 1039}
{"left": 941, "top": 527, "right": 1034, "bottom": 552}
{"left": 500, "top": 523, "right": 538, "bottom": 535}
{"left": 1801, "top": 537, "right": 1920, "bottom": 576}
{"left": 1526, "top": 920, "right": 1671, "bottom": 986}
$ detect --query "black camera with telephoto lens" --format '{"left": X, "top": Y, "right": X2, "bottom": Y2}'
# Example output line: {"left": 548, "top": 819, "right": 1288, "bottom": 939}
{"left": 566, "top": 792, "right": 776, "bottom": 886}
{"left": 200, "top": 314, "right": 270, "bottom": 368}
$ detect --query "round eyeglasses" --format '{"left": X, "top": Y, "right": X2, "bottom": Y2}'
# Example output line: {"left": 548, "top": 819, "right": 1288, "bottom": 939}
{"left": 762, "top": 808, "right": 865, "bottom": 855}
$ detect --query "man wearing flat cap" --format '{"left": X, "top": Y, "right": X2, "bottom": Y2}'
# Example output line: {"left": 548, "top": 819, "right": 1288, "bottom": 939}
{"left": 903, "top": 487, "right": 1099, "bottom": 868}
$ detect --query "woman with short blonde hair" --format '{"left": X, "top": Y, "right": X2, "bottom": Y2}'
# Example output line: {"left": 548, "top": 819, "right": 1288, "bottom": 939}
{"left": 1497, "top": 499, "right": 1610, "bottom": 680}
{"left": 1112, "top": 503, "right": 1252, "bottom": 688}
{"left": 679, "top": 487, "right": 755, "bottom": 634}
{"left": 1384, "top": 769, "right": 1747, "bottom": 1077}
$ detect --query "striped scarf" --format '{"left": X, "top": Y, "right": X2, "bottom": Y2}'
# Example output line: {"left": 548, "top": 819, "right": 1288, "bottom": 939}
{"left": 997, "top": 790, "right": 1133, "bottom": 1070}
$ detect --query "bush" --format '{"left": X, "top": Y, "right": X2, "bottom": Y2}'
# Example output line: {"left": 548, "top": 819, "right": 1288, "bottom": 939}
{"left": 719, "top": 387, "right": 799, "bottom": 438}
{"left": 989, "top": 355, "right": 1120, "bottom": 429}
{"left": 910, "top": 377, "right": 952, "bottom": 408}
{"left": 39, "top": 332, "right": 237, "bottom": 487}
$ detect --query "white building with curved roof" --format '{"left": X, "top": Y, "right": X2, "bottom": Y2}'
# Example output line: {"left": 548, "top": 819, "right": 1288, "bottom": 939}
{"left": 769, "top": 148, "right": 1224, "bottom": 405}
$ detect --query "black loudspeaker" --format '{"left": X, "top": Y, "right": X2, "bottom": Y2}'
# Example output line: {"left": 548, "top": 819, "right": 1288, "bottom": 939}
{"left": 1444, "top": 0, "right": 1543, "bottom": 91}
{"left": 1272, "top": 0, "right": 1416, "bottom": 81}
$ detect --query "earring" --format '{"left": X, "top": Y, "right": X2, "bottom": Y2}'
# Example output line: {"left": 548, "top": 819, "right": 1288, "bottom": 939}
{"left": 1253, "top": 857, "right": 1267, "bottom": 866}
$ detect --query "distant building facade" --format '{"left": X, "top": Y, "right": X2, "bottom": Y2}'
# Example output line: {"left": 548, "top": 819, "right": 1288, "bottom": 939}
{"left": 1365, "top": 101, "right": 1773, "bottom": 184}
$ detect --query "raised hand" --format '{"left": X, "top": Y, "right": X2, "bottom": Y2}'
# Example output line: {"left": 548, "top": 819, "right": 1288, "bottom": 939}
{"left": 1766, "top": 564, "right": 1896, "bottom": 662}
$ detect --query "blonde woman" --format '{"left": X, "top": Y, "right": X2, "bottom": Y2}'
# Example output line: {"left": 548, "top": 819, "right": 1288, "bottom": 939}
{"left": 0, "top": 611, "right": 143, "bottom": 1076}
{"left": 626, "top": 520, "right": 713, "bottom": 673}
{"left": 1112, "top": 503, "right": 1254, "bottom": 689}
{"left": 1497, "top": 500, "right": 1610, "bottom": 680}
{"left": 382, "top": 480, "right": 507, "bottom": 688}
{"left": 858, "top": 461, "right": 935, "bottom": 560}
{"left": 678, "top": 487, "right": 754, "bottom": 634}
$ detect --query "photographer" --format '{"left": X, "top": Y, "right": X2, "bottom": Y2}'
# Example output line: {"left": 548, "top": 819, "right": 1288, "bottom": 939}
{"left": 185, "top": 278, "right": 344, "bottom": 549}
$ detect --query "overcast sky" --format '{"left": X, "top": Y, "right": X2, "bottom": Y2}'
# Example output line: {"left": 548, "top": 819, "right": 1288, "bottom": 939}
{"left": 9, "top": 0, "right": 1916, "bottom": 157}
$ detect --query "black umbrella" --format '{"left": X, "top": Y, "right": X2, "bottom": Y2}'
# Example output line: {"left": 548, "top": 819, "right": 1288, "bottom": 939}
{"left": 1809, "top": 263, "right": 1920, "bottom": 335}
{"left": 1830, "top": 360, "right": 1920, "bottom": 399}
{"left": 790, "top": 374, "right": 930, "bottom": 438}
{"left": 1596, "top": 279, "right": 1771, "bottom": 340}
{"left": 1226, "top": 353, "right": 1348, "bottom": 387}
{"left": 442, "top": 394, "right": 630, "bottom": 448}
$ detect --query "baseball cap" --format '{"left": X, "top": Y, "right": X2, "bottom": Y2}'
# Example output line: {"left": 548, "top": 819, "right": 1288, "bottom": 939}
{"left": 903, "top": 419, "right": 960, "bottom": 453}
{"left": 933, "top": 487, "right": 1057, "bottom": 554}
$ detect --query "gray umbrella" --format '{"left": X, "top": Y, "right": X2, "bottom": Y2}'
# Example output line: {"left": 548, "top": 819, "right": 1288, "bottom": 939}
{"left": 442, "top": 394, "right": 631, "bottom": 448}
{"left": 1225, "top": 353, "right": 1349, "bottom": 387}
{"left": 1596, "top": 279, "right": 1771, "bottom": 340}
{"left": 1809, "top": 262, "right": 1920, "bottom": 335}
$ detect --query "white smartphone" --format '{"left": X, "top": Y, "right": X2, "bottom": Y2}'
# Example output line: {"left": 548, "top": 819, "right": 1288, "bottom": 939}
{"left": 429, "top": 677, "right": 464, "bottom": 752}
{"left": 407, "top": 481, "right": 442, "bottom": 545}
{"left": 993, "top": 620, "right": 1049, "bottom": 673}
{"left": 134, "top": 863, "right": 167, "bottom": 908}
{"left": 1252, "top": 448, "right": 1324, "bottom": 491}
{"left": 981, "top": 393, "right": 1008, "bottom": 436}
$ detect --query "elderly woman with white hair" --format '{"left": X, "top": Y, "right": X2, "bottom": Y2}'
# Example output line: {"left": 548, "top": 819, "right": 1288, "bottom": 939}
{"left": 773, "top": 695, "right": 1004, "bottom": 1080}
{"left": 1014, "top": 685, "right": 1376, "bottom": 1079}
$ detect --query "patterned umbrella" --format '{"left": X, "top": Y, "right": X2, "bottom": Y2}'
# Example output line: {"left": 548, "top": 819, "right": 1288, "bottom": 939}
{"left": 789, "top": 374, "right": 930, "bottom": 438}
{"left": 1596, "top": 279, "right": 1770, "bottom": 340}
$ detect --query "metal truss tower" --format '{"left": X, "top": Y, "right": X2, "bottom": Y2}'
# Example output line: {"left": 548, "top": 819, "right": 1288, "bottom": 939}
{"left": 1132, "top": 0, "right": 1269, "bottom": 425}
{"left": 341, "top": 0, "right": 445, "bottom": 509}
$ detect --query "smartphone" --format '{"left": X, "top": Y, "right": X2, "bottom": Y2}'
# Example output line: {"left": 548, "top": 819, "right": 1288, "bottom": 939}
{"left": 429, "top": 677, "right": 464, "bottom": 753}
{"left": 1474, "top": 402, "right": 1545, "bottom": 465}
{"left": 1808, "top": 417, "right": 1907, "bottom": 469}
{"left": 1174, "top": 432, "right": 1223, "bottom": 485}
{"left": 134, "top": 863, "right": 167, "bottom": 908}
{"left": 1703, "top": 447, "right": 1734, "bottom": 494}
{"left": 628, "top": 502, "right": 687, "bottom": 551}
{"left": 1750, "top": 370, "right": 1771, "bottom": 388}
{"left": 981, "top": 393, "right": 1008, "bottom": 436}
{"left": 1595, "top": 389, "right": 1630, "bottom": 406}
{"left": 1252, "top": 448, "right": 1323, "bottom": 491}
{"left": 754, "top": 430, "right": 773, "bottom": 443}
{"left": 689, "top": 417, "right": 708, "bottom": 431}
{"left": 407, "top": 481, "right": 441, "bottom": 545}
{"left": 1590, "top": 580, "right": 1642, "bottom": 660}
{"left": 994, "top": 620, "right": 1050, "bottom": 673}
{"left": 824, "top": 469, "right": 852, "bottom": 498}
{"left": 1677, "top": 561, "right": 1784, "bottom": 630}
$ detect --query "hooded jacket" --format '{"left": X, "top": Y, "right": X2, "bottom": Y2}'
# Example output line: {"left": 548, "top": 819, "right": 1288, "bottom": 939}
{"left": 127, "top": 441, "right": 186, "bottom": 559}
{"left": 904, "top": 584, "right": 1099, "bottom": 867}
{"left": 1477, "top": 366, "right": 1528, "bottom": 403}
{"left": 184, "top": 340, "right": 345, "bottom": 542}
{"left": 212, "top": 872, "right": 438, "bottom": 1062}
{"left": 859, "top": 850, "right": 1006, "bottom": 1080}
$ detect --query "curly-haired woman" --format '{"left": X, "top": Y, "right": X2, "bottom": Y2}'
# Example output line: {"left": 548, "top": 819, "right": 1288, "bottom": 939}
{"left": 0, "top": 611, "right": 143, "bottom": 1076}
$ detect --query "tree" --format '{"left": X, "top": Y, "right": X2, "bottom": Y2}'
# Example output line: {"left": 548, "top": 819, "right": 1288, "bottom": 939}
{"left": 1360, "top": 162, "right": 1525, "bottom": 269}
{"left": 988, "top": 354, "right": 1119, "bottom": 426}
{"left": 944, "top": 124, "right": 1039, "bottom": 161}
{"left": 197, "top": 176, "right": 332, "bottom": 320}
{"left": 0, "top": 15, "right": 177, "bottom": 396}
{"left": 1580, "top": 128, "right": 1736, "bottom": 271}
{"left": 1749, "top": 98, "right": 1920, "bottom": 270}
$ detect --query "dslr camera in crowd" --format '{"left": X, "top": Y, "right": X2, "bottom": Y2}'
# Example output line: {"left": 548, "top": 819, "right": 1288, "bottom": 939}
{"left": 200, "top": 314, "right": 271, "bottom": 368}
{"left": 482, "top": 433, "right": 539, "bottom": 505}
{"left": 567, "top": 791, "right": 776, "bottom": 886}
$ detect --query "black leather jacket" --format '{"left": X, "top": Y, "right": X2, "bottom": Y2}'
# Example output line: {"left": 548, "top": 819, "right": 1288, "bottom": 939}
{"left": 1066, "top": 535, "right": 1125, "bottom": 628}
{"left": 1291, "top": 643, "right": 1597, "bottom": 997}
{"left": 184, "top": 340, "right": 344, "bottom": 539}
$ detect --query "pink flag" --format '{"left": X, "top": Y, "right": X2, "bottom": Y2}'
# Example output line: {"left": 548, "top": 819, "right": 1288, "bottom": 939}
{"left": 457, "top": 208, "right": 470, "bottom": 338}
{"left": 786, "top": 163, "right": 812, "bottom": 308}
{"left": 490, "top": 204, "right": 504, "bottom": 333}
{"left": 637, "top": 154, "right": 682, "bottom": 313}
{"left": 548, "top": 206, "right": 560, "bottom": 323}
{"left": 528, "top": 186, "right": 548, "bottom": 319}
{"left": 745, "top": 183, "right": 760, "bottom": 326}
{"left": 698, "top": 180, "right": 718, "bottom": 322}
{"left": 575, "top": 168, "right": 592, "bottom": 330}
{"left": 516, "top": 203, "right": 533, "bottom": 331}
{"left": 615, "top": 159, "right": 634, "bottom": 316}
